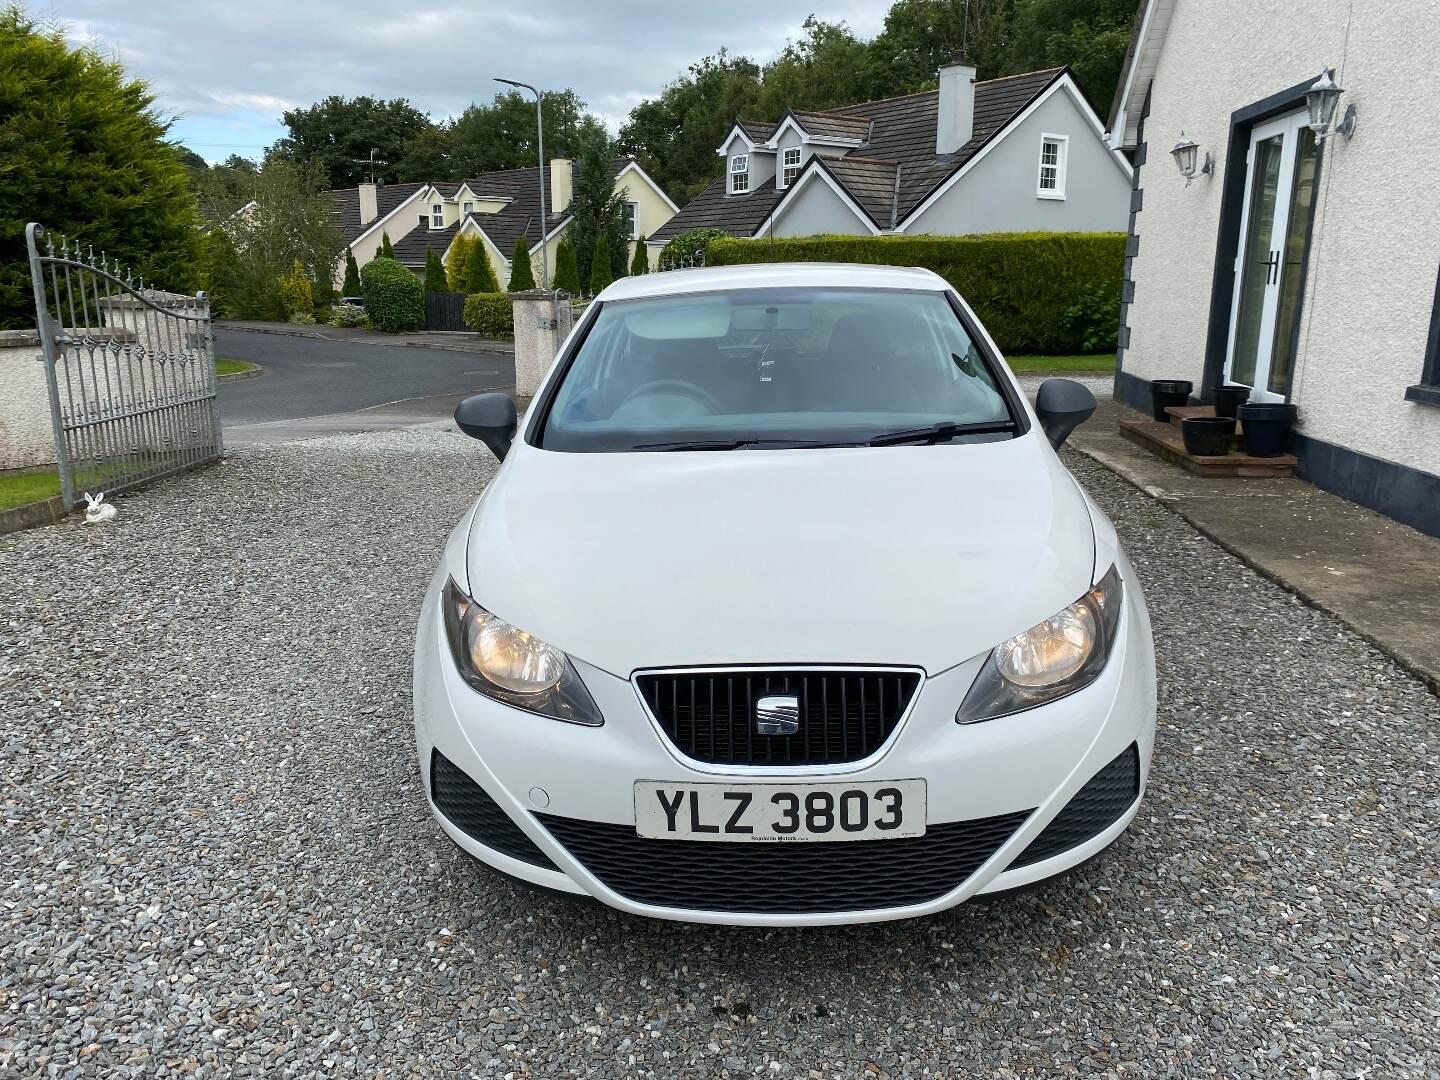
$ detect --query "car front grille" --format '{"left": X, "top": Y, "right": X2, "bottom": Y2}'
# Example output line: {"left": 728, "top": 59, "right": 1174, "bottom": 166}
{"left": 429, "top": 751, "right": 559, "bottom": 870}
{"left": 635, "top": 668, "right": 922, "bottom": 767}
{"left": 538, "top": 809, "right": 1031, "bottom": 914}
{"left": 1007, "top": 743, "right": 1140, "bottom": 869}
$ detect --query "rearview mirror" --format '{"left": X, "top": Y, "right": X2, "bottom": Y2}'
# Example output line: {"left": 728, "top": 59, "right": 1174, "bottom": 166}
{"left": 1034, "top": 378, "right": 1097, "bottom": 449}
{"left": 455, "top": 393, "right": 518, "bottom": 461}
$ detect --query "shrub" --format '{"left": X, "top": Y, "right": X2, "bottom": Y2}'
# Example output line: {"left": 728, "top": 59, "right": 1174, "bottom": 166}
{"left": 446, "top": 233, "right": 473, "bottom": 291}
{"left": 287, "top": 311, "right": 316, "bottom": 325}
{"left": 463, "top": 292, "right": 513, "bottom": 338}
{"left": 588, "top": 232, "right": 613, "bottom": 296}
{"left": 700, "top": 232, "right": 1126, "bottom": 355}
{"left": 341, "top": 249, "right": 361, "bottom": 294}
{"left": 279, "top": 258, "right": 313, "bottom": 318}
{"left": 313, "top": 305, "right": 333, "bottom": 325}
{"left": 630, "top": 236, "right": 649, "bottom": 277}
{"left": 507, "top": 236, "right": 535, "bottom": 291}
{"left": 658, "top": 227, "right": 729, "bottom": 271}
{"left": 424, "top": 247, "right": 448, "bottom": 293}
{"left": 553, "top": 238, "right": 581, "bottom": 294}
{"left": 360, "top": 256, "right": 423, "bottom": 332}
{"left": 330, "top": 301, "right": 367, "bottom": 328}
{"left": 377, "top": 231, "right": 395, "bottom": 261}
{"left": 463, "top": 239, "right": 499, "bottom": 293}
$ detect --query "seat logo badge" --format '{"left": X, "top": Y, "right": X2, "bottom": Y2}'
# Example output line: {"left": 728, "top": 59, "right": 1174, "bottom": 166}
{"left": 755, "top": 693, "right": 801, "bottom": 736}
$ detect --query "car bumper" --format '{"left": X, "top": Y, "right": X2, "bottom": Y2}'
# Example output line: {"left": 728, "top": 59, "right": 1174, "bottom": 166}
{"left": 412, "top": 564, "right": 1157, "bottom": 927}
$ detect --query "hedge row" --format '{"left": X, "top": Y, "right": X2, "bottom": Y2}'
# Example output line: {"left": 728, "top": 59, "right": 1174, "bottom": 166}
{"left": 463, "top": 292, "right": 514, "bottom": 338}
{"left": 698, "top": 232, "right": 1125, "bottom": 355}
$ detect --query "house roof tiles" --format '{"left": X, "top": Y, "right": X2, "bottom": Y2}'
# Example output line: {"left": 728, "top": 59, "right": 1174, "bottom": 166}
{"left": 653, "top": 66, "right": 1067, "bottom": 243}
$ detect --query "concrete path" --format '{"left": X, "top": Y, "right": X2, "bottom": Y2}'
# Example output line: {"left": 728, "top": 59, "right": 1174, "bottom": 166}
{"left": 1067, "top": 397, "right": 1440, "bottom": 692}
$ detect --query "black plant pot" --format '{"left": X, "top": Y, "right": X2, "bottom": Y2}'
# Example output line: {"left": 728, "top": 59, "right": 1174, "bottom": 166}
{"left": 1182, "top": 416, "right": 1237, "bottom": 457}
{"left": 1210, "top": 385, "right": 1251, "bottom": 419}
{"left": 1149, "top": 379, "right": 1193, "bottom": 422}
{"left": 1236, "top": 403, "right": 1295, "bottom": 457}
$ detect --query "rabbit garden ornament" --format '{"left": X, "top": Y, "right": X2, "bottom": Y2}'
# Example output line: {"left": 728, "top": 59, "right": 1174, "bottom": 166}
{"left": 83, "top": 492, "right": 118, "bottom": 524}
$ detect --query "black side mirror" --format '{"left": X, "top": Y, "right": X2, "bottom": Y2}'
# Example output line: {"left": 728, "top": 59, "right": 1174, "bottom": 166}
{"left": 455, "top": 393, "right": 518, "bottom": 461}
{"left": 1034, "top": 378, "right": 1097, "bottom": 449}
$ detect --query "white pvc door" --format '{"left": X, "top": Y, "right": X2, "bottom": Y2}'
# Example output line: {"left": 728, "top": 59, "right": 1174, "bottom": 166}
{"left": 1223, "top": 109, "right": 1318, "bottom": 403}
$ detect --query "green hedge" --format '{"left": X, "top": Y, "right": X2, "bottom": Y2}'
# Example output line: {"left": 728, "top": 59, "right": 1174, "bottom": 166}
{"left": 463, "top": 292, "right": 514, "bottom": 338}
{"left": 699, "top": 232, "right": 1125, "bottom": 355}
{"left": 360, "top": 257, "right": 423, "bottom": 333}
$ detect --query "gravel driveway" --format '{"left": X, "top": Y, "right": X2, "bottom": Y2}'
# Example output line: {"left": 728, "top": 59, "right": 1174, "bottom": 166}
{"left": 3, "top": 427, "right": 1438, "bottom": 1078}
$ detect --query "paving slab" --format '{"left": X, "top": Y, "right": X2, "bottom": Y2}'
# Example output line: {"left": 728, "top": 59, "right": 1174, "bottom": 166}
{"left": 1068, "top": 397, "right": 1440, "bottom": 692}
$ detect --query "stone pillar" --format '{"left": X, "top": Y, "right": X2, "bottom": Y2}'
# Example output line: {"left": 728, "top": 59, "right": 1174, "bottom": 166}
{"left": 509, "top": 289, "right": 560, "bottom": 399}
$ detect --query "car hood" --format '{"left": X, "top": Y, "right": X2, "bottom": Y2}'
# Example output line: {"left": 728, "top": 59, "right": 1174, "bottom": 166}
{"left": 465, "top": 435, "right": 1096, "bottom": 677}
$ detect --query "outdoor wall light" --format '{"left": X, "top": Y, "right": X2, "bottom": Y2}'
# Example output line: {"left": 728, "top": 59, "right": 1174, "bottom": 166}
{"left": 1170, "top": 132, "right": 1213, "bottom": 185}
{"left": 1306, "top": 69, "right": 1357, "bottom": 140}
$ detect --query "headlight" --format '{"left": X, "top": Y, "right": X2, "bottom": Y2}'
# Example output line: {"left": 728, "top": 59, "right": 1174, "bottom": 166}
{"left": 956, "top": 564, "right": 1123, "bottom": 724}
{"left": 442, "top": 578, "right": 603, "bottom": 726}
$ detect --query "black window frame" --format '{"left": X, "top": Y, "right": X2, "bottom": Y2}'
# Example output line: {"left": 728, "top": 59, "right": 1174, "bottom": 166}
{"left": 524, "top": 285, "right": 1031, "bottom": 450}
{"left": 1404, "top": 262, "right": 1440, "bottom": 407}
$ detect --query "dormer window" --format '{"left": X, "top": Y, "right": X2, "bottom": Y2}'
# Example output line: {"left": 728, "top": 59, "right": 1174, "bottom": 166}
{"left": 462, "top": 201, "right": 473, "bottom": 215}
{"left": 729, "top": 154, "right": 749, "bottom": 194}
{"left": 431, "top": 203, "right": 444, "bottom": 228}
{"left": 781, "top": 147, "right": 802, "bottom": 187}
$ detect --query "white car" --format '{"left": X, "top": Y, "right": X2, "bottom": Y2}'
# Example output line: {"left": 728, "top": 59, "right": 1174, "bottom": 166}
{"left": 414, "top": 263, "right": 1156, "bottom": 926}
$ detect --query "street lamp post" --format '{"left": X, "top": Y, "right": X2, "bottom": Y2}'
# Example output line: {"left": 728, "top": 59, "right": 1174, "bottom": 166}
{"left": 493, "top": 77, "right": 550, "bottom": 289}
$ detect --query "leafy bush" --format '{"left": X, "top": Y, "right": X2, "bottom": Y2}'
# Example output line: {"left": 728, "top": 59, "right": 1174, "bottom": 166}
{"left": 507, "top": 236, "right": 535, "bottom": 291}
{"left": 330, "top": 301, "right": 367, "bottom": 328}
{"left": 279, "top": 258, "right": 314, "bottom": 318}
{"left": 313, "top": 305, "right": 333, "bottom": 325}
{"left": 588, "top": 232, "right": 613, "bottom": 295}
{"left": 1061, "top": 285, "right": 1121, "bottom": 354}
{"left": 463, "top": 292, "right": 513, "bottom": 338}
{"left": 287, "top": 311, "right": 316, "bottom": 325}
{"left": 553, "top": 238, "right": 581, "bottom": 294}
{"left": 424, "top": 248, "right": 448, "bottom": 293}
{"left": 658, "top": 227, "right": 729, "bottom": 271}
{"left": 360, "top": 256, "right": 423, "bottom": 332}
{"left": 463, "top": 238, "right": 499, "bottom": 293}
{"left": 699, "top": 232, "right": 1126, "bottom": 355}
{"left": 341, "top": 249, "right": 361, "bottom": 294}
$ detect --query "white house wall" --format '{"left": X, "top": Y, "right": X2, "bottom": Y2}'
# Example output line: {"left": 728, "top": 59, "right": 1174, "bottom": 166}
{"left": 770, "top": 175, "right": 872, "bottom": 238}
{"left": 905, "top": 89, "right": 1130, "bottom": 236}
{"left": 1123, "top": 0, "right": 1440, "bottom": 476}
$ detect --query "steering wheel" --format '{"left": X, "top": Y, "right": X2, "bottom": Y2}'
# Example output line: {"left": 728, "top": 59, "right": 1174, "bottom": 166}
{"left": 619, "top": 379, "right": 724, "bottom": 414}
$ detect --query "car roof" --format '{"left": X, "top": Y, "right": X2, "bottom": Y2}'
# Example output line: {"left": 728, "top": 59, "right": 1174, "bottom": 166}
{"left": 596, "top": 262, "right": 950, "bottom": 302}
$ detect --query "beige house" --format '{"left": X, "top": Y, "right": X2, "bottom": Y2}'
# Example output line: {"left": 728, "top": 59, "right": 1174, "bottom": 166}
{"left": 326, "top": 158, "right": 678, "bottom": 289}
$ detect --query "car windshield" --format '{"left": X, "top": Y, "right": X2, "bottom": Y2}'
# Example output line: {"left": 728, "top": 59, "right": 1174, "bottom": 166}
{"left": 538, "top": 287, "right": 1015, "bottom": 452}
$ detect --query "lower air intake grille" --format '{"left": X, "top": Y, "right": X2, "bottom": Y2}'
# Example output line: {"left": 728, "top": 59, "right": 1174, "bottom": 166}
{"left": 1008, "top": 743, "right": 1140, "bottom": 869}
{"left": 636, "top": 668, "right": 922, "bottom": 767}
{"left": 430, "top": 751, "right": 558, "bottom": 870}
{"left": 538, "top": 810, "right": 1031, "bottom": 914}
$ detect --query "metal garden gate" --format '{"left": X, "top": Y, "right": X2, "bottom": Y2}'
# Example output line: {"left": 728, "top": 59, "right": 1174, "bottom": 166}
{"left": 25, "top": 223, "right": 223, "bottom": 509}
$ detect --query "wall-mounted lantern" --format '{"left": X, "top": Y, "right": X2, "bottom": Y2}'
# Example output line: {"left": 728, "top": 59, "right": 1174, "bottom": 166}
{"left": 1170, "top": 132, "right": 1213, "bottom": 185}
{"left": 1306, "top": 69, "right": 1357, "bottom": 140}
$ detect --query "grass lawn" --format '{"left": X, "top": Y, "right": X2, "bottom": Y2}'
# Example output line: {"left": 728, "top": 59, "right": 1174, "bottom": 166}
{"left": 1006, "top": 354, "right": 1115, "bottom": 374}
{"left": 0, "top": 469, "right": 60, "bottom": 511}
{"left": 215, "top": 357, "right": 258, "bottom": 377}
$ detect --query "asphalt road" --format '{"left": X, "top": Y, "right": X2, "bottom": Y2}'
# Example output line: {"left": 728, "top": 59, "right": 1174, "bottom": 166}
{"left": 215, "top": 329, "right": 513, "bottom": 442}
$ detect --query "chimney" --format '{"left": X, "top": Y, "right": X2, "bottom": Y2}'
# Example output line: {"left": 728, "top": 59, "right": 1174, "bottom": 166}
{"left": 936, "top": 55, "right": 977, "bottom": 155}
{"left": 549, "top": 158, "right": 573, "bottom": 215}
{"left": 358, "top": 182, "right": 378, "bottom": 226}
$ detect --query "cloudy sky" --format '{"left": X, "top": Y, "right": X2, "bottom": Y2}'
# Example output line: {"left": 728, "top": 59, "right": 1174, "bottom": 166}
{"left": 43, "top": 1, "right": 890, "bottom": 162}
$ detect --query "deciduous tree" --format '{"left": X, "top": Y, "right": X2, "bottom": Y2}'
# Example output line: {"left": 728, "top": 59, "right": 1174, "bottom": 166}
{"left": 270, "top": 95, "right": 435, "bottom": 188}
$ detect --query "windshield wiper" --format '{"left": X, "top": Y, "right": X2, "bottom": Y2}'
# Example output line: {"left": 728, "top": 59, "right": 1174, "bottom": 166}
{"left": 865, "top": 420, "right": 1015, "bottom": 446}
{"left": 630, "top": 438, "right": 761, "bottom": 451}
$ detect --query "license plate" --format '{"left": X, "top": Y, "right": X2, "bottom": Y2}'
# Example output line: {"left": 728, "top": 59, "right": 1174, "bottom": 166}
{"left": 634, "top": 779, "right": 926, "bottom": 842}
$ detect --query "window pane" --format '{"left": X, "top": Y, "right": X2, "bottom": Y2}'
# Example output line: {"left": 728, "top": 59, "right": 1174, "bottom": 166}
{"left": 1268, "top": 126, "right": 1318, "bottom": 395}
{"left": 542, "top": 288, "right": 1011, "bottom": 453}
